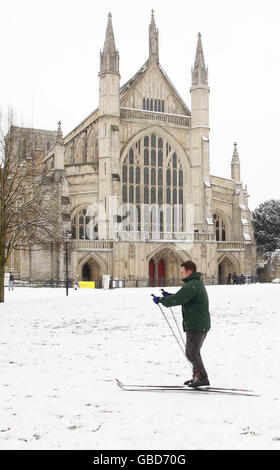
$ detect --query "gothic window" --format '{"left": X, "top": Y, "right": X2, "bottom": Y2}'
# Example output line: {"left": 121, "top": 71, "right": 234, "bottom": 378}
{"left": 213, "top": 213, "right": 226, "bottom": 241}
{"left": 121, "top": 133, "right": 184, "bottom": 233}
{"left": 143, "top": 98, "right": 165, "bottom": 112}
{"left": 71, "top": 208, "right": 97, "bottom": 240}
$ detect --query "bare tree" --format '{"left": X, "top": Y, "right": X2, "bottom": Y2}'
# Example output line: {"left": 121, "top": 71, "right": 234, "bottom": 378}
{"left": 0, "top": 111, "right": 66, "bottom": 303}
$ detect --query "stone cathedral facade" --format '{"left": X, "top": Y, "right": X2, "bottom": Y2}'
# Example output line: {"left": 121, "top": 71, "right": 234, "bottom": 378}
{"left": 9, "top": 12, "right": 256, "bottom": 286}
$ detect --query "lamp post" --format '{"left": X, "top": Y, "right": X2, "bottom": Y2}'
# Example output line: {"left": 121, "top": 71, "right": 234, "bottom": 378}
{"left": 65, "top": 232, "right": 72, "bottom": 296}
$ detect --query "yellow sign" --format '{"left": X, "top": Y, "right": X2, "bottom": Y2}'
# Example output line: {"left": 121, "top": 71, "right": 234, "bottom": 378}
{"left": 79, "top": 281, "right": 95, "bottom": 289}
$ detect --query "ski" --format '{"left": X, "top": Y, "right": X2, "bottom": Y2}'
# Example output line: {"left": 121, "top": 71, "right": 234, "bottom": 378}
{"left": 116, "top": 379, "right": 259, "bottom": 397}
{"left": 116, "top": 379, "right": 253, "bottom": 393}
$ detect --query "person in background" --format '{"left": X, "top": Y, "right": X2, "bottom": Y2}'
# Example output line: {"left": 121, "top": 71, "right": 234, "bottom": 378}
{"left": 227, "top": 272, "right": 232, "bottom": 285}
{"left": 8, "top": 273, "right": 14, "bottom": 291}
{"left": 239, "top": 273, "right": 246, "bottom": 285}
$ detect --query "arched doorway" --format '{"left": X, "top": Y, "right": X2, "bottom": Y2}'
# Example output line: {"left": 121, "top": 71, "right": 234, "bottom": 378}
{"left": 148, "top": 246, "right": 187, "bottom": 287}
{"left": 218, "top": 254, "right": 239, "bottom": 285}
{"left": 80, "top": 257, "right": 102, "bottom": 282}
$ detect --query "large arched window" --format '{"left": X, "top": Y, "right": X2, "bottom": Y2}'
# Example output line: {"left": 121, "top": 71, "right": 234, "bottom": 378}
{"left": 121, "top": 133, "right": 185, "bottom": 234}
{"left": 213, "top": 213, "right": 226, "bottom": 241}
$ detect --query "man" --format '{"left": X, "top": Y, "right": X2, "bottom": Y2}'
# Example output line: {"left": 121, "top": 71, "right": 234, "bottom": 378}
{"left": 153, "top": 261, "right": 211, "bottom": 387}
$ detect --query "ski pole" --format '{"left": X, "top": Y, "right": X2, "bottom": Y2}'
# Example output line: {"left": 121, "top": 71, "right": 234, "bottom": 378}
{"left": 160, "top": 289, "right": 186, "bottom": 348}
{"left": 151, "top": 294, "right": 192, "bottom": 370}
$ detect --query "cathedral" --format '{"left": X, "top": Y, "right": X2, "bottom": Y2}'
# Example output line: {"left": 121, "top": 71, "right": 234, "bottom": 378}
{"left": 8, "top": 11, "right": 256, "bottom": 287}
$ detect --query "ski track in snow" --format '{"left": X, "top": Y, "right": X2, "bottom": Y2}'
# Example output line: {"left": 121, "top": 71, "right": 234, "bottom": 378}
{"left": 0, "top": 284, "right": 280, "bottom": 449}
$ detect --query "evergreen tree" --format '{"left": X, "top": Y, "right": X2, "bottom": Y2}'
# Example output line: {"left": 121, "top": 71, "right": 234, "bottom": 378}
{"left": 252, "top": 199, "right": 280, "bottom": 256}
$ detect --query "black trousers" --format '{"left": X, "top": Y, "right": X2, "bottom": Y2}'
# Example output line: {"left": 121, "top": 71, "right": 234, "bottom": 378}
{"left": 185, "top": 332, "right": 208, "bottom": 377}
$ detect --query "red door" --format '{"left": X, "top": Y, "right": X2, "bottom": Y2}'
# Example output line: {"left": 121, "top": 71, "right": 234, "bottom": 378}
{"left": 158, "top": 259, "right": 165, "bottom": 287}
{"left": 149, "top": 260, "right": 155, "bottom": 287}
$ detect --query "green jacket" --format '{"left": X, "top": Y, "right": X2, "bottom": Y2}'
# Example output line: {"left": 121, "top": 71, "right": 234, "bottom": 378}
{"left": 159, "top": 273, "right": 211, "bottom": 333}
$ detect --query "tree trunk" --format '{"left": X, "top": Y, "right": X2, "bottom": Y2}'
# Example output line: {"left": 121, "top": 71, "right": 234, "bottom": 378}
{"left": 0, "top": 265, "right": 5, "bottom": 303}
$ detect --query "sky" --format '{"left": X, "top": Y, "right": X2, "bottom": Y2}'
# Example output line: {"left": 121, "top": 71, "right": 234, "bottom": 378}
{"left": 1, "top": 0, "right": 280, "bottom": 210}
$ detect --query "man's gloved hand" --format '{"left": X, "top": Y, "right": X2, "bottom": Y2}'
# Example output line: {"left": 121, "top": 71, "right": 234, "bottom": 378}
{"left": 161, "top": 289, "right": 172, "bottom": 297}
{"left": 152, "top": 296, "right": 161, "bottom": 304}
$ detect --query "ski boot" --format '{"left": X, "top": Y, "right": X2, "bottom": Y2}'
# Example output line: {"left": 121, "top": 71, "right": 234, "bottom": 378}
{"left": 188, "top": 373, "right": 210, "bottom": 388}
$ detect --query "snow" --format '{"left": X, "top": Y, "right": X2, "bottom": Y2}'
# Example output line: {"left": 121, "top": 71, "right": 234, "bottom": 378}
{"left": 1, "top": 283, "right": 280, "bottom": 450}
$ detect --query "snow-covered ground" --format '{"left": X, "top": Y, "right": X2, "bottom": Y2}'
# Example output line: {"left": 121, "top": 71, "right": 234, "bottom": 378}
{"left": 1, "top": 283, "right": 280, "bottom": 450}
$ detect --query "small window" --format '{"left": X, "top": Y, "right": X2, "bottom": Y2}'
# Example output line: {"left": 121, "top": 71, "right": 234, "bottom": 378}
{"left": 129, "top": 185, "right": 134, "bottom": 203}
{"left": 144, "top": 186, "right": 149, "bottom": 204}
{"left": 136, "top": 186, "right": 140, "bottom": 203}
{"left": 129, "top": 166, "right": 134, "bottom": 184}
{"left": 151, "top": 187, "right": 156, "bottom": 204}
{"left": 122, "top": 185, "right": 127, "bottom": 203}
{"left": 158, "top": 187, "right": 163, "bottom": 205}
{"left": 166, "top": 168, "right": 171, "bottom": 186}
{"left": 151, "top": 168, "right": 156, "bottom": 185}
{"left": 135, "top": 166, "right": 140, "bottom": 184}
{"left": 144, "top": 148, "right": 149, "bottom": 165}
{"left": 179, "top": 170, "right": 183, "bottom": 187}
{"left": 122, "top": 165, "right": 127, "bottom": 183}
{"left": 144, "top": 167, "right": 149, "bottom": 185}
{"left": 158, "top": 168, "right": 163, "bottom": 185}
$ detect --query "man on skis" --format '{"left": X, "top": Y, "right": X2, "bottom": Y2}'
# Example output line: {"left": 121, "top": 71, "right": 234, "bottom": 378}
{"left": 152, "top": 261, "right": 211, "bottom": 388}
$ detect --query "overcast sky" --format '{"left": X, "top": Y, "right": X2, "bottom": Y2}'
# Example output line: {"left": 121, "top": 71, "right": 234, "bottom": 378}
{"left": 1, "top": 0, "right": 279, "bottom": 210}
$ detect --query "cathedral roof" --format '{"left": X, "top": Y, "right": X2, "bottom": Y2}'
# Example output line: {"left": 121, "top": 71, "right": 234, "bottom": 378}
{"left": 120, "top": 60, "right": 191, "bottom": 116}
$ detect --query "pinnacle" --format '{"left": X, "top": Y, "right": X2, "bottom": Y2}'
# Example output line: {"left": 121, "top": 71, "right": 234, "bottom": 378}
{"left": 191, "top": 32, "right": 208, "bottom": 87}
{"left": 232, "top": 142, "right": 240, "bottom": 163}
{"left": 102, "top": 11, "right": 116, "bottom": 54}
